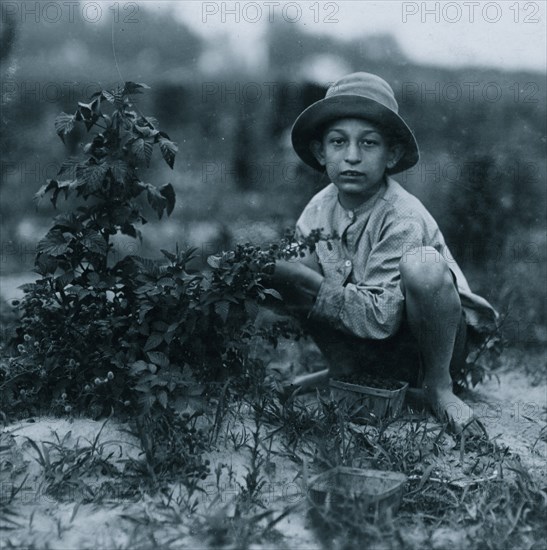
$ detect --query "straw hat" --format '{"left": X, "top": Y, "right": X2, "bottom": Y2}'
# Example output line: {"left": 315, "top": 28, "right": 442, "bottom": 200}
{"left": 291, "top": 72, "right": 419, "bottom": 174}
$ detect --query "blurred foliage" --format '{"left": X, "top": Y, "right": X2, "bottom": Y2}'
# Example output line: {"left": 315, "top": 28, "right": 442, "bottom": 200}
{"left": 0, "top": 6, "right": 545, "bottom": 337}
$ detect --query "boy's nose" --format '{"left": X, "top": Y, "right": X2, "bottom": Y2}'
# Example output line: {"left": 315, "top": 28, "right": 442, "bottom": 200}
{"left": 345, "top": 142, "right": 361, "bottom": 164}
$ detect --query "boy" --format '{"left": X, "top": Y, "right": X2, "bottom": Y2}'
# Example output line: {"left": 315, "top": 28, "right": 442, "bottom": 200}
{"left": 268, "top": 72, "right": 498, "bottom": 435}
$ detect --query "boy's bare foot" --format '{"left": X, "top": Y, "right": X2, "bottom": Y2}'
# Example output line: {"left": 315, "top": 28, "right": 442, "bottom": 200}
{"left": 425, "top": 387, "right": 487, "bottom": 437}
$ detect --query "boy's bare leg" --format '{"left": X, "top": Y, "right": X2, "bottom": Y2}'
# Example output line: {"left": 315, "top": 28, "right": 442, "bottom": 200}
{"left": 399, "top": 247, "right": 485, "bottom": 436}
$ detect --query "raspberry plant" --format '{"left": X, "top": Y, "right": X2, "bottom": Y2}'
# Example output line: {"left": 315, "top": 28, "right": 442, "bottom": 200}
{"left": 1, "top": 83, "right": 336, "bottom": 494}
{"left": 4, "top": 82, "right": 334, "bottom": 424}
{"left": 6, "top": 82, "right": 180, "bottom": 416}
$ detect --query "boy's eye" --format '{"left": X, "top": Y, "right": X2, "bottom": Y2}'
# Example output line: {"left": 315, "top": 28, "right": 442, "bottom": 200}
{"left": 362, "top": 139, "right": 378, "bottom": 146}
{"left": 329, "top": 137, "right": 345, "bottom": 145}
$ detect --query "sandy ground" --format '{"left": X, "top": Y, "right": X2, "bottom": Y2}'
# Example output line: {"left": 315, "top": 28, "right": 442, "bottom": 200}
{"left": 466, "top": 368, "right": 546, "bottom": 480}
{"left": 1, "top": 362, "right": 545, "bottom": 549}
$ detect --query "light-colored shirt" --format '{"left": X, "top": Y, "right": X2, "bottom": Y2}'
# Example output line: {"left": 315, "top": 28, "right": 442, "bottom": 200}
{"left": 296, "top": 177, "right": 499, "bottom": 340}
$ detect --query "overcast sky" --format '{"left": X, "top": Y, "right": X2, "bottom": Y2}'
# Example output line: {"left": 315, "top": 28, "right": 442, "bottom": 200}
{"left": 144, "top": 0, "right": 546, "bottom": 72}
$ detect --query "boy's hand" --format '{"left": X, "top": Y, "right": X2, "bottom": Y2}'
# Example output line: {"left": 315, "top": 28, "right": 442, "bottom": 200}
{"left": 298, "top": 248, "right": 322, "bottom": 274}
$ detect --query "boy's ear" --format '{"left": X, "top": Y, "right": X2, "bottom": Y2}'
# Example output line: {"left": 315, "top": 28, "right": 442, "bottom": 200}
{"left": 386, "top": 144, "right": 404, "bottom": 171}
{"left": 309, "top": 140, "right": 326, "bottom": 167}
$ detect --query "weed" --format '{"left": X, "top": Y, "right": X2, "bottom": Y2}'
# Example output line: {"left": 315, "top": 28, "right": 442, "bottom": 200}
{"left": 124, "top": 410, "right": 210, "bottom": 495}
{"left": 0, "top": 433, "right": 26, "bottom": 529}
{"left": 23, "top": 420, "right": 127, "bottom": 502}
{"left": 237, "top": 398, "right": 268, "bottom": 508}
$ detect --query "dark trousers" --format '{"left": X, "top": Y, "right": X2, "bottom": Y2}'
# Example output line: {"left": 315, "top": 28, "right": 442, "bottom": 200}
{"left": 304, "top": 312, "right": 468, "bottom": 388}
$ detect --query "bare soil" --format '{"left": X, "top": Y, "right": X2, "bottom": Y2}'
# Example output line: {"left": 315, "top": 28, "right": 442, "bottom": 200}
{"left": 1, "top": 359, "right": 545, "bottom": 549}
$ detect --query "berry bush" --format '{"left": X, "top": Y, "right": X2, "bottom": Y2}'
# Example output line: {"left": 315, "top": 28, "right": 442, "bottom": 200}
{"left": 2, "top": 83, "right": 332, "bottom": 422}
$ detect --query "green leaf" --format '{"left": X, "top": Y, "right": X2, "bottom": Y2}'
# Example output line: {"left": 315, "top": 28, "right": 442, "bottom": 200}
{"left": 158, "top": 137, "right": 178, "bottom": 169}
{"left": 244, "top": 299, "right": 259, "bottom": 320}
{"left": 34, "top": 179, "right": 59, "bottom": 203}
{"left": 207, "top": 255, "right": 221, "bottom": 269}
{"left": 157, "top": 391, "right": 168, "bottom": 409}
{"left": 146, "top": 351, "right": 169, "bottom": 368}
{"left": 37, "top": 230, "right": 70, "bottom": 257}
{"left": 76, "top": 102, "right": 99, "bottom": 131}
{"left": 138, "top": 303, "right": 154, "bottom": 324}
{"left": 102, "top": 89, "right": 116, "bottom": 103}
{"left": 90, "top": 97, "right": 102, "bottom": 115}
{"left": 57, "top": 158, "right": 81, "bottom": 179}
{"left": 145, "top": 184, "right": 167, "bottom": 219}
{"left": 159, "top": 183, "right": 176, "bottom": 216}
{"left": 152, "top": 321, "right": 170, "bottom": 332}
{"left": 56, "top": 270, "right": 75, "bottom": 286}
{"left": 214, "top": 301, "right": 230, "bottom": 323}
{"left": 160, "top": 249, "right": 177, "bottom": 262}
{"left": 123, "top": 82, "right": 151, "bottom": 95}
{"left": 157, "top": 277, "right": 175, "bottom": 287}
{"left": 131, "top": 138, "right": 153, "bottom": 167}
{"left": 130, "top": 360, "right": 149, "bottom": 374}
{"left": 34, "top": 254, "right": 58, "bottom": 276}
{"left": 145, "top": 116, "right": 159, "bottom": 127}
{"left": 81, "top": 231, "right": 108, "bottom": 256}
{"left": 52, "top": 212, "right": 82, "bottom": 232}
{"left": 135, "top": 124, "right": 158, "bottom": 138}
{"left": 263, "top": 288, "right": 283, "bottom": 300}
{"left": 45, "top": 179, "right": 74, "bottom": 207}
{"left": 144, "top": 332, "right": 163, "bottom": 352}
{"left": 133, "top": 256, "right": 161, "bottom": 277}
{"left": 139, "top": 393, "right": 156, "bottom": 411}
{"left": 77, "top": 163, "right": 108, "bottom": 193}
{"left": 109, "top": 160, "right": 128, "bottom": 184}
{"left": 55, "top": 113, "right": 75, "bottom": 142}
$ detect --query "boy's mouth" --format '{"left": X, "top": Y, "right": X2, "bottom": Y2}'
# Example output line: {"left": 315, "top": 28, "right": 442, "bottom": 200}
{"left": 340, "top": 170, "right": 365, "bottom": 177}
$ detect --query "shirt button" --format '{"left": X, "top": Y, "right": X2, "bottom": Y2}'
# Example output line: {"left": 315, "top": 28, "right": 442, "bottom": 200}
{"left": 348, "top": 211, "right": 354, "bottom": 220}
{"left": 345, "top": 260, "right": 352, "bottom": 267}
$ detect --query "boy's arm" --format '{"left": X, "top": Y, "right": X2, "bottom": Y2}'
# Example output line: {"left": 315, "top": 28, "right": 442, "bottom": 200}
{"left": 311, "top": 219, "right": 422, "bottom": 339}
{"left": 273, "top": 219, "right": 423, "bottom": 339}
{"left": 269, "top": 260, "right": 323, "bottom": 311}
{"left": 270, "top": 217, "right": 324, "bottom": 310}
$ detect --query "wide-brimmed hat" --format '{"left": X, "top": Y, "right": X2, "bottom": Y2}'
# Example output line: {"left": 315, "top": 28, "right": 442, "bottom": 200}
{"left": 291, "top": 72, "right": 419, "bottom": 174}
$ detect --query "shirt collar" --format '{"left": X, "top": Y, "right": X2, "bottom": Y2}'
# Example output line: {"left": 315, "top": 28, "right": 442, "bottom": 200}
{"left": 336, "top": 178, "right": 388, "bottom": 217}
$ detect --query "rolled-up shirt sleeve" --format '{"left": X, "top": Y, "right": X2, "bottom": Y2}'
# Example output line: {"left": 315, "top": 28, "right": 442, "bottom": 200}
{"left": 295, "top": 179, "right": 499, "bottom": 342}
{"left": 309, "top": 219, "right": 425, "bottom": 340}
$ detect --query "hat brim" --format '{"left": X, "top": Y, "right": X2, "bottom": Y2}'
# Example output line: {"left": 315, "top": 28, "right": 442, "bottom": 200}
{"left": 291, "top": 95, "right": 419, "bottom": 174}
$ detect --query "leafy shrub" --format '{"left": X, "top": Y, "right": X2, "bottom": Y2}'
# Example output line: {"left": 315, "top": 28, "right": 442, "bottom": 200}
{"left": 4, "top": 82, "right": 178, "bottom": 417}
{"left": 2, "top": 83, "right": 329, "bottom": 423}
{"left": 0, "top": 83, "right": 334, "bottom": 492}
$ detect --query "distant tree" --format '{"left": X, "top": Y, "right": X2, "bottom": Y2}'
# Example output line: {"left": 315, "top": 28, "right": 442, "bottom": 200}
{"left": 443, "top": 155, "right": 505, "bottom": 267}
{"left": 0, "top": 8, "right": 19, "bottom": 192}
{"left": 232, "top": 111, "right": 253, "bottom": 190}
{"left": 11, "top": 8, "right": 203, "bottom": 82}
{"left": 0, "top": 7, "right": 17, "bottom": 63}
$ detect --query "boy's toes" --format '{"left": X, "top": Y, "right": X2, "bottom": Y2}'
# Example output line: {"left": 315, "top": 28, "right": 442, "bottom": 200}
{"left": 427, "top": 392, "right": 488, "bottom": 438}
{"left": 448, "top": 415, "right": 488, "bottom": 440}
{"left": 460, "top": 417, "right": 488, "bottom": 438}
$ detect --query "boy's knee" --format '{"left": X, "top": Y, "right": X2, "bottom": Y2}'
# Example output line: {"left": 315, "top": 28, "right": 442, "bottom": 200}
{"left": 399, "top": 246, "right": 454, "bottom": 295}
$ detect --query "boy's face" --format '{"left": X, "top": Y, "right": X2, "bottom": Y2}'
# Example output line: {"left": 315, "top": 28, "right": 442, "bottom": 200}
{"left": 310, "top": 118, "right": 403, "bottom": 208}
